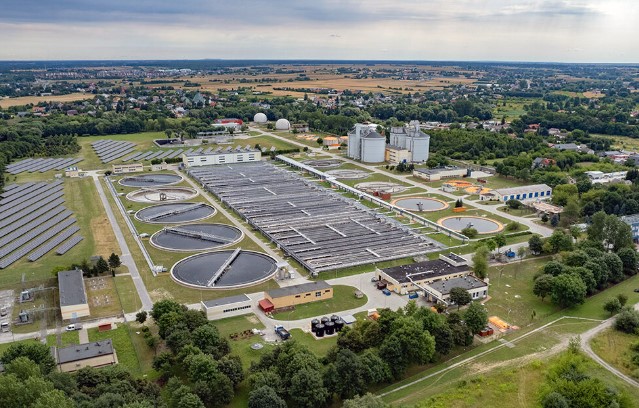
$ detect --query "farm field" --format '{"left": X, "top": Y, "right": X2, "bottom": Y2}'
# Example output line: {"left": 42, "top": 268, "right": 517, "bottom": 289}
{"left": 0, "top": 92, "right": 93, "bottom": 108}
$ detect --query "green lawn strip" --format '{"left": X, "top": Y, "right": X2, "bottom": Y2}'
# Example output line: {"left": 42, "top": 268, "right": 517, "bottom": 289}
{"left": 288, "top": 329, "right": 338, "bottom": 356}
{"left": 45, "top": 330, "right": 79, "bottom": 347}
{"left": 114, "top": 275, "right": 142, "bottom": 313}
{"left": 87, "top": 324, "right": 142, "bottom": 375}
{"left": 272, "top": 285, "right": 367, "bottom": 321}
{"left": 213, "top": 315, "right": 268, "bottom": 369}
{"left": 590, "top": 328, "right": 639, "bottom": 379}
{"left": 242, "top": 135, "right": 299, "bottom": 151}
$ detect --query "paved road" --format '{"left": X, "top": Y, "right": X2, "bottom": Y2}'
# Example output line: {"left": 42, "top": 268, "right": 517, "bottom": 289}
{"left": 580, "top": 302, "right": 639, "bottom": 388}
{"left": 250, "top": 126, "right": 554, "bottom": 238}
{"left": 92, "top": 175, "right": 153, "bottom": 311}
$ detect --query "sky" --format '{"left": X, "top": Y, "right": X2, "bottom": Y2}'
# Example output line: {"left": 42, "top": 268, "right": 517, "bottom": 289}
{"left": 0, "top": 0, "right": 637, "bottom": 62}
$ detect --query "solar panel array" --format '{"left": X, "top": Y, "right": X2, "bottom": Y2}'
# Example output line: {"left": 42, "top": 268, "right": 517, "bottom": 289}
{"left": 5, "top": 158, "right": 82, "bottom": 175}
{"left": 125, "top": 148, "right": 192, "bottom": 162}
{"left": 0, "top": 181, "right": 83, "bottom": 269}
{"left": 91, "top": 140, "right": 136, "bottom": 163}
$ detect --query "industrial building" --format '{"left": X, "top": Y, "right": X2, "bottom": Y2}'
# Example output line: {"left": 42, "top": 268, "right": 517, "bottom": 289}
{"left": 376, "top": 253, "right": 486, "bottom": 303}
{"left": 201, "top": 294, "right": 253, "bottom": 320}
{"left": 52, "top": 340, "right": 118, "bottom": 372}
{"left": 260, "top": 281, "right": 333, "bottom": 311}
{"left": 413, "top": 166, "right": 468, "bottom": 181}
{"left": 182, "top": 146, "right": 261, "bottom": 167}
{"left": 347, "top": 123, "right": 386, "bottom": 163}
{"left": 584, "top": 171, "right": 628, "bottom": 185}
{"left": 112, "top": 163, "right": 143, "bottom": 174}
{"left": 385, "top": 146, "right": 412, "bottom": 164}
{"left": 58, "top": 269, "right": 90, "bottom": 321}
{"left": 621, "top": 214, "right": 639, "bottom": 241}
{"left": 388, "top": 120, "right": 430, "bottom": 162}
{"left": 480, "top": 184, "right": 552, "bottom": 202}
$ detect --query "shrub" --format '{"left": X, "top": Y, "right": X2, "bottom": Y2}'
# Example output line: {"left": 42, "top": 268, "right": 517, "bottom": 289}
{"left": 461, "top": 227, "right": 478, "bottom": 238}
{"left": 614, "top": 308, "right": 639, "bottom": 334}
{"left": 506, "top": 221, "right": 521, "bottom": 231}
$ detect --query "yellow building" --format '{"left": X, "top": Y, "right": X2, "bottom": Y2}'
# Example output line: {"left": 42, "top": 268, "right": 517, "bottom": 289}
{"left": 112, "top": 163, "right": 143, "bottom": 174}
{"left": 53, "top": 339, "right": 118, "bottom": 373}
{"left": 58, "top": 270, "right": 90, "bottom": 321}
{"left": 262, "top": 281, "right": 333, "bottom": 310}
{"left": 385, "top": 145, "right": 411, "bottom": 164}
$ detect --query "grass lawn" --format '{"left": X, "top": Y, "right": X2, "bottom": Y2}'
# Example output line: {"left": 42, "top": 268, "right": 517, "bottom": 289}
{"left": 590, "top": 328, "right": 639, "bottom": 380}
{"left": 272, "top": 285, "right": 367, "bottom": 320}
{"left": 213, "top": 314, "right": 268, "bottom": 369}
{"left": 114, "top": 275, "right": 142, "bottom": 313}
{"left": 76, "top": 132, "right": 165, "bottom": 170}
{"left": 242, "top": 135, "right": 299, "bottom": 151}
{"left": 88, "top": 324, "right": 144, "bottom": 375}
{"left": 289, "top": 328, "right": 338, "bottom": 357}
{"left": 46, "top": 330, "right": 79, "bottom": 347}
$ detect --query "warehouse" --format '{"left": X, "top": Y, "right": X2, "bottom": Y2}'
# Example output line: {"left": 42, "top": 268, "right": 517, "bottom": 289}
{"left": 261, "top": 281, "right": 333, "bottom": 310}
{"left": 413, "top": 166, "right": 468, "bottom": 181}
{"left": 58, "top": 269, "right": 90, "bottom": 320}
{"left": 201, "top": 294, "right": 253, "bottom": 320}
{"left": 480, "top": 184, "right": 552, "bottom": 202}
{"left": 112, "top": 163, "right": 143, "bottom": 174}
{"left": 52, "top": 340, "right": 118, "bottom": 373}
{"left": 182, "top": 146, "right": 261, "bottom": 167}
{"left": 377, "top": 253, "right": 475, "bottom": 297}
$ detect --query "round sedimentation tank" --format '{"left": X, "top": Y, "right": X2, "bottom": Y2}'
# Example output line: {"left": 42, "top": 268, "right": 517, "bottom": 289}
{"left": 391, "top": 197, "right": 449, "bottom": 212}
{"left": 135, "top": 202, "right": 216, "bottom": 224}
{"left": 311, "top": 319, "right": 320, "bottom": 332}
{"left": 171, "top": 250, "right": 278, "bottom": 289}
{"left": 150, "top": 223, "right": 243, "bottom": 251}
{"left": 126, "top": 186, "right": 198, "bottom": 203}
{"left": 302, "top": 159, "right": 343, "bottom": 168}
{"left": 325, "top": 321, "right": 335, "bottom": 335}
{"left": 119, "top": 173, "right": 183, "bottom": 187}
{"left": 254, "top": 112, "right": 267, "bottom": 123}
{"left": 315, "top": 324, "right": 325, "bottom": 337}
{"left": 355, "top": 181, "right": 408, "bottom": 194}
{"left": 438, "top": 216, "right": 504, "bottom": 234}
{"left": 325, "top": 169, "right": 369, "bottom": 179}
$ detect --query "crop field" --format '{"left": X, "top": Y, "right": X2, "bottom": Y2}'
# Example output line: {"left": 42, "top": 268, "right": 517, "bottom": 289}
{"left": 0, "top": 92, "right": 94, "bottom": 108}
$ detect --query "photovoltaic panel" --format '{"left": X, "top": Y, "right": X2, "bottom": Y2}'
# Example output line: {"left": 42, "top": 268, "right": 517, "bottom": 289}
{"left": 56, "top": 235, "right": 84, "bottom": 255}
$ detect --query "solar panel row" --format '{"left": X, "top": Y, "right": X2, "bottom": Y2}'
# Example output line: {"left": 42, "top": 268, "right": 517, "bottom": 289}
{"left": 0, "top": 205, "right": 66, "bottom": 247}
{"left": 0, "top": 182, "right": 36, "bottom": 199}
{"left": 28, "top": 226, "right": 81, "bottom": 262}
{"left": 0, "top": 199, "right": 65, "bottom": 237}
{"left": 0, "top": 183, "right": 63, "bottom": 218}
{"left": 125, "top": 147, "right": 194, "bottom": 161}
{"left": 0, "top": 181, "right": 48, "bottom": 206}
{"left": 0, "top": 210, "right": 73, "bottom": 258}
{"left": 5, "top": 158, "right": 81, "bottom": 175}
{"left": 92, "top": 139, "right": 136, "bottom": 163}
{"left": 0, "top": 194, "right": 65, "bottom": 230}
{"left": 56, "top": 235, "right": 84, "bottom": 255}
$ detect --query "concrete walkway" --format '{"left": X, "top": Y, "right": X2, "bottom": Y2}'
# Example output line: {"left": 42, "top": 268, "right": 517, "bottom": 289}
{"left": 78, "top": 327, "right": 89, "bottom": 343}
{"left": 92, "top": 175, "right": 153, "bottom": 311}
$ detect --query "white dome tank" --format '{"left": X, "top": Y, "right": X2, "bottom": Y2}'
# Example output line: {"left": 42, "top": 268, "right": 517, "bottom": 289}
{"left": 275, "top": 119, "right": 291, "bottom": 130}
{"left": 254, "top": 113, "right": 267, "bottom": 123}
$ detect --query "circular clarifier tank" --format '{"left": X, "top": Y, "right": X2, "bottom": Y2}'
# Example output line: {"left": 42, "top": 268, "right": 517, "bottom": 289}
{"left": 391, "top": 197, "right": 449, "bottom": 212}
{"left": 438, "top": 216, "right": 504, "bottom": 234}
{"left": 150, "top": 223, "right": 243, "bottom": 251}
{"left": 171, "top": 250, "right": 278, "bottom": 289}
{"left": 135, "top": 202, "right": 216, "bottom": 224}
{"left": 119, "top": 173, "right": 183, "bottom": 187}
{"left": 126, "top": 186, "right": 198, "bottom": 203}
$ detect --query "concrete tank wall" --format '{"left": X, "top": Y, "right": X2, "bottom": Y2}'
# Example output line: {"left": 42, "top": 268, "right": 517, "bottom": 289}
{"left": 361, "top": 138, "right": 386, "bottom": 163}
{"left": 410, "top": 136, "right": 430, "bottom": 162}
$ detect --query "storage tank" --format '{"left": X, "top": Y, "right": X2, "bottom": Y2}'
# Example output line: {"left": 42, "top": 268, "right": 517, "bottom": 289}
{"left": 410, "top": 134, "right": 430, "bottom": 162}
{"left": 334, "top": 318, "right": 344, "bottom": 332}
{"left": 275, "top": 119, "right": 291, "bottom": 130}
{"left": 347, "top": 124, "right": 363, "bottom": 160}
{"left": 361, "top": 132, "right": 386, "bottom": 163}
{"left": 254, "top": 113, "right": 268, "bottom": 123}
{"left": 330, "top": 315, "right": 339, "bottom": 323}
{"left": 311, "top": 319, "right": 320, "bottom": 332}
{"left": 325, "top": 321, "right": 335, "bottom": 335}
{"left": 320, "top": 316, "right": 330, "bottom": 325}
{"left": 315, "top": 324, "right": 325, "bottom": 337}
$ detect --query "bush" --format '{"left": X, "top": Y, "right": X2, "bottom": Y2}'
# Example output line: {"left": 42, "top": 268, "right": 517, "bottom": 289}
{"left": 506, "top": 199, "right": 523, "bottom": 209}
{"left": 506, "top": 221, "right": 521, "bottom": 231}
{"left": 136, "top": 311, "right": 148, "bottom": 324}
{"left": 615, "top": 308, "right": 639, "bottom": 334}
{"left": 461, "top": 227, "right": 478, "bottom": 238}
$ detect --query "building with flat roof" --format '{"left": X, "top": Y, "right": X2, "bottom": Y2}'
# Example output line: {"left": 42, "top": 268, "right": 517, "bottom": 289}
{"left": 52, "top": 340, "right": 117, "bottom": 372}
{"left": 385, "top": 145, "right": 411, "bottom": 164}
{"left": 388, "top": 120, "right": 430, "bottom": 162}
{"left": 378, "top": 254, "right": 469, "bottom": 295}
{"left": 413, "top": 166, "right": 467, "bottom": 181}
{"left": 201, "top": 294, "right": 253, "bottom": 320}
{"left": 112, "top": 163, "right": 143, "bottom": 174}
{"left": 182, "top": 146, "right": 261, "bottom": 167}
{"left": 261, "top": 281, "right": 333, "bottom": 310}
{"left": 480, "top": 184, "right": 552, "bottom": 202}
{"left": 427, "top": 275, "right": 488, "bottom": 303}
{"left": 621, "top": 214, "right": 639, "bottom": 242}
{"left": 58, "top": 270, "right": 90, "bottom": 320}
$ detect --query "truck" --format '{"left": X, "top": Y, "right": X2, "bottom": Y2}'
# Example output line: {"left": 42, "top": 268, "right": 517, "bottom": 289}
{"left": 274, "top": 325, "right": 291, "bottom": 340}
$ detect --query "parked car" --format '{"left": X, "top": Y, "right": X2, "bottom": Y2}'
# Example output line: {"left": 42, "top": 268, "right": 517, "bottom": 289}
{"left": 0, "top": 307, "right": 7, "bottom": 317}
{"left": 1, "top": 322, "right": 9, "bottom": 332}
{"left": 370, "top": 276, "right": 378, "bottom": 282}
{"left": 382, "top": 288, "right": 391, "bottom": 296}
{"left": 65, "top": 324, "right": 83, "bottom": 331}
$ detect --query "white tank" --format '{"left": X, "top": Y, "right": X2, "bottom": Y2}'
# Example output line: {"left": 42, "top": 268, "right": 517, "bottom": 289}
{"left": 275, "top": 119, "right": 291, "bottom": 130}
{"left": 254, "top": 113, "right": 267, "bottom": 123}
{"left": 361, "top": 135, "right": 386, "bottom": 163}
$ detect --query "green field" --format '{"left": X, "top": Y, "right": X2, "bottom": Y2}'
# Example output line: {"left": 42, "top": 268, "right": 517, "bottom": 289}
{"left": 272, "top": 285, "right": 367, "bottom": 320}
{"left": 88, "top": 324, "right": 147, "bottom": 375}
{"left": 590, "top": 328, "right": 639, "bottom": 380}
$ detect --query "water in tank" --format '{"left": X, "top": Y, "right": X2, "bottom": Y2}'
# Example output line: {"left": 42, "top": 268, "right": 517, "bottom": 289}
{"left": 311, "top": 319, "right": 320, "bottom": 332}
{"left": 315, "top": 324, "right": 325, "bottom": 337}
{"left": 334, "top": 319, "right": 344, "bottom": 332}
{"left": 325, "top": 321, "right": 335, "bottom": 335}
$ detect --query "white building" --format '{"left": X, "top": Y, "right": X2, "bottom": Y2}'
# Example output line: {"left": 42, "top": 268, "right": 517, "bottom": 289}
{"left": 253, "top": 112, "right": 268, "bottom": 123}
{"left": 182, "top": 147, "right": 261, "bottom": 167}
{"left": 347, "top": 123, "right": 386, "bottom": 163}
{"left": 201, "top": 294, "right": 253, "bottom": 320}
{"left": 413, "top": 166, "right": 467, "bottom": 181}
{"left": 481, "top": 184, "right": 552, "bottom": 202}
{"left": 275, "top": 118, "right": 291, "bottom": 130}
{"left": 388, "top": 120, "right": 430, "bottom": 162}
{"left": 584, "top": 171, "right": 627, "bottom": 185}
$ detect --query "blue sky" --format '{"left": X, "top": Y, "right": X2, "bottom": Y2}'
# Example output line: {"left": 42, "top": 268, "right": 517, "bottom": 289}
{"left": 1, "top": 0, "right": 636, "bottom": 62}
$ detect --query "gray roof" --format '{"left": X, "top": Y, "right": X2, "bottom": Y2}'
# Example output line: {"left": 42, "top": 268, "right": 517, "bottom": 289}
{"left": 493, "top": 184, "right": 551, "bottom": 196}
{"left": 414, "top": 166, "right": 465, "bottom": 175}
{"left": 362, "top": 131, "right": 384, "bottom": 139}
{"left": 428, "top": 275, "right": 487, "bottom": 295}
{"left": 58, "top": 270, "right": 87, "bottom": 307}
{"left": 202, "top": 294, "right": 250, "bottom": 308}
{"left": 621, "top": 214, "right": 639, "bottom": 225}
{"left": 382, "top": 259, "right": 468, "bottom": 284}
{"left": 54, "top": 340, "right": 114, "bottom": 364}
{"left": 267, "top": 280, "right": 332, "bottom": 299}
